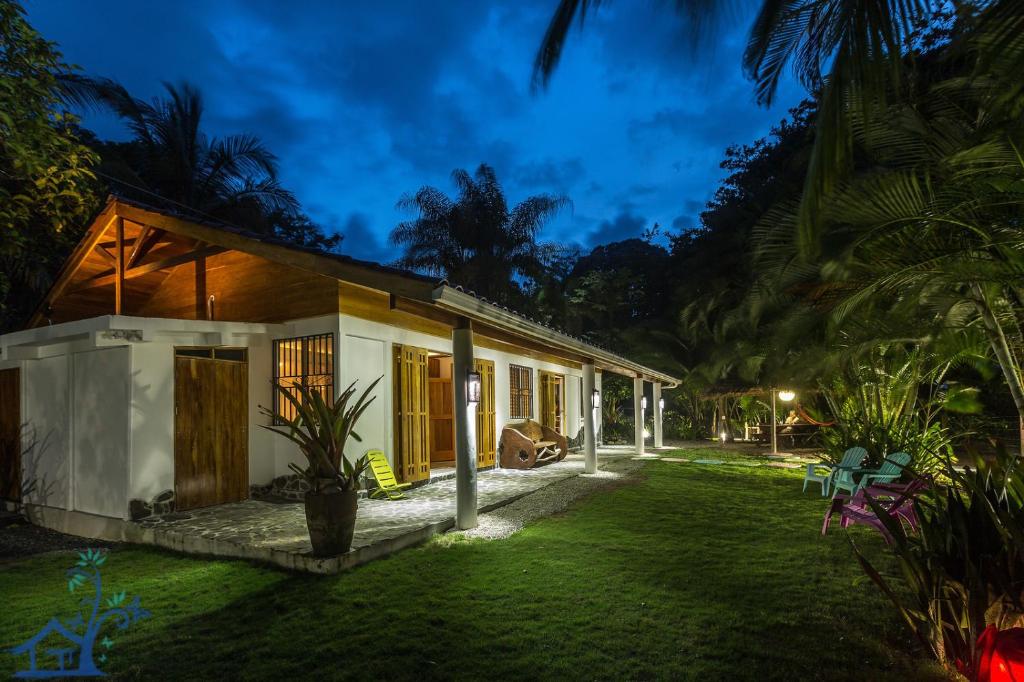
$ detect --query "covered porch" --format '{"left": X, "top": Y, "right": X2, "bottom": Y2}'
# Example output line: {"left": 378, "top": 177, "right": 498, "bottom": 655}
{"left": 128, "top": 448, "right": 636, "bottom": 574}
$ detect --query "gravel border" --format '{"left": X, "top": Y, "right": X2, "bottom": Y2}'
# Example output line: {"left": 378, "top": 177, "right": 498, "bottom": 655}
{"left": 450, "top": 456, "right": 647, "bottom": 540}
{"left": 0, "top": 515, "right": 118, "bottom": 563}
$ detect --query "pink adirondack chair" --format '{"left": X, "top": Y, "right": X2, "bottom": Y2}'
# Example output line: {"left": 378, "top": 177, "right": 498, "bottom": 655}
{"left": 821, "top": 480, "right": 925, "bottom": 543}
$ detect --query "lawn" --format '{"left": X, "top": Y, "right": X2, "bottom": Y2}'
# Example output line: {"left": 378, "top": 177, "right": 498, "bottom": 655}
{"left": 0, "top": 450, "right": 947, "bottom": 681}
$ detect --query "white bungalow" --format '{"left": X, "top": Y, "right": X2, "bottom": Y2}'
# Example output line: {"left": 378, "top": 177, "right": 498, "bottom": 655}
{"left": 0, "top": 197, "right": 678, "bottom": 538}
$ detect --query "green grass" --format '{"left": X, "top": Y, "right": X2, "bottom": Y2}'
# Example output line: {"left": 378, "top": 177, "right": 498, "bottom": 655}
{"left": 0, "top": 451, "right": 947, "bottom": 681}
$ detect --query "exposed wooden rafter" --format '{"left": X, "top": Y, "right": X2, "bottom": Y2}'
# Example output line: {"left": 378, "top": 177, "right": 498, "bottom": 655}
{"left": 93, "top": 245, "right": 117, "bottom": 267}
{"left": 127, "top": 225, "right": 166, "bottom": 268}
{"left": 28, "top": 208, "right": 121, "bottom": 326}
{"left": 67, "top": 243, "right": 226, "bottom": 296}
{"left": 114, "top": 217, "right": 125, "bottom": 314}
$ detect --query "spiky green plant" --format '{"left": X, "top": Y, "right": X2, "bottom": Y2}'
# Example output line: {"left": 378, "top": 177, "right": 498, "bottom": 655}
{"left": 259, "top": 377, "right": 382, "bottom": 493}
{"left": 819, "top": 349, "right": 955, "bottom": 474}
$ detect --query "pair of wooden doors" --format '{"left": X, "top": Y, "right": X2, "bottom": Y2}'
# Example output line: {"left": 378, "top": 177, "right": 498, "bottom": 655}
{"left": 393, "top": 345, "right": 496, "bottom": 483}
{"left": 173, "top": 349, "right": 248, "bottom": 510}
{"left": 540, "top": 371, "right": 565, "bottom": 434}
{"left": 0, "top": 368, "right": 20, "bottom": 502}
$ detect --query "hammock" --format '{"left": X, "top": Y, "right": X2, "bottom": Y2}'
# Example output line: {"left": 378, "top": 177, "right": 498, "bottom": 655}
{"left": 797, "top": 403, "right": 835, "bottom": 427}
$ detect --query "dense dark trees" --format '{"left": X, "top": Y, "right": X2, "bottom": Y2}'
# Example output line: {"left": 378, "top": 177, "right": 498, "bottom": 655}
{"left": 0, "top": 3, "right": 100, "bottom": 331}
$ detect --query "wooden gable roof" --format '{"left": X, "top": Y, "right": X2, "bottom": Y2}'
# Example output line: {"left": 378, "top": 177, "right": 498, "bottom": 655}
{"left": 31, "top": 196, "right": 680, "bottom": 385}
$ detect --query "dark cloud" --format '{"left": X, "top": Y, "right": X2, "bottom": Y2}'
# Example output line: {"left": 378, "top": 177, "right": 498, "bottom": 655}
{"left": 588, "top": 208, "right": 648, "bottom": 246}
{"left": 337, "top": 212, "right": 390, "bottom": 264}
{"left": 513, "top": 158, "right": 586, "bottom": 191}
{"left": 27, "top": 0, "right": 805, "bottom": 257}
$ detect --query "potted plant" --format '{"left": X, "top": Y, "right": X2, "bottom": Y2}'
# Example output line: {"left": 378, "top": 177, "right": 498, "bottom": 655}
{"left": 260, "top": 377, "right": 381, "bottom": 556}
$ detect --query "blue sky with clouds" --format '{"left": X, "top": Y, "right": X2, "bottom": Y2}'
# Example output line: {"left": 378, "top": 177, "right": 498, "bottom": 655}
{"left": 27, "top": 0, "right": 805, "bottom": 263}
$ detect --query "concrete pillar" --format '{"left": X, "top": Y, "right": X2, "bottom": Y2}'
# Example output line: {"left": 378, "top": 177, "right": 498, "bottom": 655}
{"left": 634, "top": 376, "right": 645, "bottom": 455}
{"left": 582, "top": 363, "right": 598, "bottom": 474}
{"left": 453, "top": 322, "right": 477, "bottom": 529}
{"left": 653, "top": 382, "right": 663, "bottom": 449}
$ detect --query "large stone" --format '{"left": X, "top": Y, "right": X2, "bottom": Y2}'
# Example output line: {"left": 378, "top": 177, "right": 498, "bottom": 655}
{"left": 129, "top": 499, "right": 152, "bottom": 521}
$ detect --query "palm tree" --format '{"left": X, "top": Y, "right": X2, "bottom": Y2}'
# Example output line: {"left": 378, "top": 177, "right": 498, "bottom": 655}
{"left": 390, "top": 164, "right": 570, "bottom": 305}
{"left": 64, "top": 79, "right": 298, "bottom": 224}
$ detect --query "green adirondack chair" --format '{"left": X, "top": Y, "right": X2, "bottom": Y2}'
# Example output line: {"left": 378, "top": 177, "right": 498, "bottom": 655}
{"left": 830, "top": 451, "right": 911, "bottom": 498}
{"left": 366, "top": 450, "right": 412, "bottom": 500}
{"left": 803, "top": 446, "right": 867, "bottom": 496}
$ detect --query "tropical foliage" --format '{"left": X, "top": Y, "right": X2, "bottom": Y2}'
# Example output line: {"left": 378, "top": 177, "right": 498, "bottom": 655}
{"left": 0, "top": 2, "right": 100, "bottom": 331}
{"left": 390, "top": 163, "right": 569, "bottom": 306}
{"left": 259, "top": 378, "right": 381, "bottom": 493}
{"left": 68, "top": 79, "right": 341, "bottom": 251}
{"left": 853, "top": 447, "right": 1024, "bottom": 677}
{"left": 819, "top": 349, "right": 954, "bottom": 473}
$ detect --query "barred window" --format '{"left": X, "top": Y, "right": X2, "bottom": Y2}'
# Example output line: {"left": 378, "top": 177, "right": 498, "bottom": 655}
{"left": 509, "top": 364, "right": 533, "bottom": 420}
{"left": 273, "top": 333, "right": 334, "bottom": 422}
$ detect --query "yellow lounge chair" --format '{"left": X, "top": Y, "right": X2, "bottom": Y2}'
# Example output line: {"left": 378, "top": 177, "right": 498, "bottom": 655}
{"left": 366, "top": 450, "right": 412, "bottom": 500}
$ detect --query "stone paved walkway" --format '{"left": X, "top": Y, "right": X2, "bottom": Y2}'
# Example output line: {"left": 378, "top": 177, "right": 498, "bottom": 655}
{"left": 133, "top": 450, "right": 637, "bottom": 571}
{"left": 128, "top": 444, "right": 816, "bottom": 573}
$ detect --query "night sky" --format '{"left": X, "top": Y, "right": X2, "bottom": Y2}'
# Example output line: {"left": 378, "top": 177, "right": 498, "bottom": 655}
{"left": 27, "top": 1, "right": 804, "bottom": 263}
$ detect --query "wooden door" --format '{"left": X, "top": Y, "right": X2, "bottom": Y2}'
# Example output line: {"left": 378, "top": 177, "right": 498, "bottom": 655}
{"left": 174, "top": 353, "right": 248, "bottom": 510}
{"left": 0, "top": 368, "right": 20, "bottom": 502}
{"left": 427, "top": 356, "right": 454, "bottom": 464}
{"left": 539, "top": 371, "right": 565, "bottom": 434}
{"left": 474, "top": 359, "right": 496, "bottom": 468}
{"left": 393, "top": 345, "right": 430, "bottom": 483}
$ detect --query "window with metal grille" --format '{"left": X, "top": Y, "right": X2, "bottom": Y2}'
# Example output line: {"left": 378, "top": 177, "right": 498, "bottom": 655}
{"left": 509, "top": 364, "right": 533, "bottom": 420}
{"left": 272, "top": 333, "right": 334, "bottom": 423}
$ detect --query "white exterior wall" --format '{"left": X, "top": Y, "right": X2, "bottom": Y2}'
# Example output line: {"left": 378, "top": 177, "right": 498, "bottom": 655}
{"left": 336, "top": 313, "right": 588, "bottom": 470}
{"left": 2, "top": 312, "right": 610, "bottom": 521}
{"left": 22, "top": 354, "right": 70, "bottom": 508}
{"left": 5, "top": 316, "right": 290, "bottom": 520}
{"left": 73, "top": 347, "right": 131, "bottom": 518}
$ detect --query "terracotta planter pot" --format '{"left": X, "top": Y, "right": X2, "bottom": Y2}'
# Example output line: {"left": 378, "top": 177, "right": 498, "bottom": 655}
{"left": 304, "top": 489, "right": 358, "bottom": 556}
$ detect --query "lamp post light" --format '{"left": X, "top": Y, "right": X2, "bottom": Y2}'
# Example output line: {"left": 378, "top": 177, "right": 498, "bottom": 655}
{"left": 770, "top": 388, "right": 795, "bottom": 455}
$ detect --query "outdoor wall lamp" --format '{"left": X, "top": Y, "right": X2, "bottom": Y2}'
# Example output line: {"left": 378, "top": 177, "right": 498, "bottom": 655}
{"left": 778, "top": 390, "right": 796, "bottom": 402}
{"left": 641, "top": 396, "right": 648, "bottom": 410}
{"left": 466, "top": 370, "right": 481, "bottom": 405}
{"left": 658, "top": 397, "right": 665, "bottom": 411}
{"left": 591, "top": 389, "right": 601, "bottom": 409}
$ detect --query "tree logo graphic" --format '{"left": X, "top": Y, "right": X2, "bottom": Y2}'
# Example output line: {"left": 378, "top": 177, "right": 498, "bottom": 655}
{"left": 8, "top": 549, "right": 150, "bottom": 678}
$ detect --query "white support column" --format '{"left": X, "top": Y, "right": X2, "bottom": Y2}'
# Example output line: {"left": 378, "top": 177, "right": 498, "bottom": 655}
{"left": 453, "top": 321, "right": 477, "bottom": 530}
{"left": 634, "top": 376, "right": 645, "bottom": 455}
{"left": 653, "top": 382, "right": 663, "bottom": 449}
{"left": 582, "top": 363, "right": 598, "bottom": 474}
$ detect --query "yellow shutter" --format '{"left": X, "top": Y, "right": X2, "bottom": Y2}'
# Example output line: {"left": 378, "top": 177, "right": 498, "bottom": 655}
{"left": 538, "top": 371, "right": 554, "bottom": 430}
{"left": 475, "top": 359, "right": 496, "bottom": 468}
{"left": 393, "top": 345, "right": 430, "bottom": 482}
